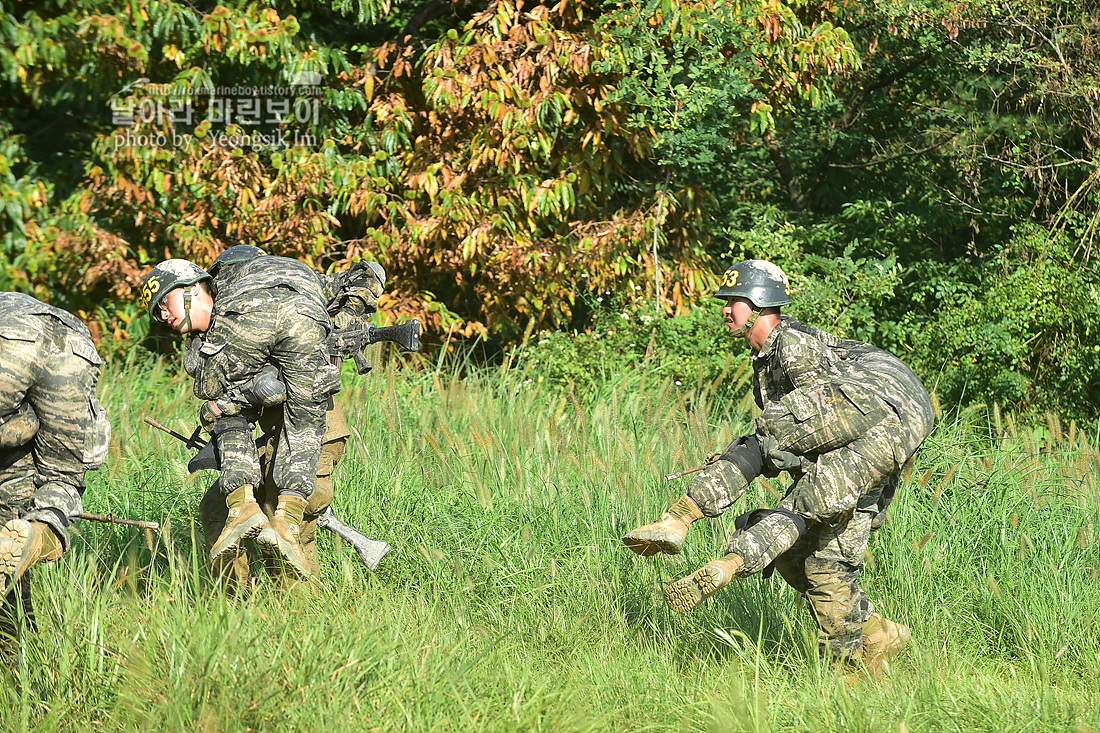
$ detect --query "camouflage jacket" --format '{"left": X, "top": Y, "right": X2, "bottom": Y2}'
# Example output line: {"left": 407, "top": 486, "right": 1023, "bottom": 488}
{"left": 316, "top": 261, "right": 384, "bottom": 327}
{"left": 0, "top": 292, "right": 99, "bottom": 359}
{"left": 0, "top": 292, "right": 109, "bottom": 548}
{"left": 752, "top": 316, "right": 934, "bottom": 448}
{"left": 213, "top": 257, "right": 383, "bottom": 328}
{"left": 185, "top": 256, "right": 338, "bottom": 402}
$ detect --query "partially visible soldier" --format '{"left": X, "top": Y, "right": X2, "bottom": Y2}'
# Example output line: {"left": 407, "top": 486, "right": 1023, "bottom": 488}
{"left": 141, "top": 255, "right": 342, "bottom": 582}
{"left": 622, "top": 260, "right": 934, "bottom": 674}
{"left": 0, "top": 293, "right": 111, "bottom": 603}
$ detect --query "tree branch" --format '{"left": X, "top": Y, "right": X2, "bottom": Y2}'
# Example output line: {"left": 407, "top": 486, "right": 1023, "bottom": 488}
{"left": 798, "top": 53, "right": 934, "bottom": 204}
{"left": 763, "top": 130, "right": 806, "bottom": 211}
{"left": 828, "top": 135, "right": 955, "bottom": 169}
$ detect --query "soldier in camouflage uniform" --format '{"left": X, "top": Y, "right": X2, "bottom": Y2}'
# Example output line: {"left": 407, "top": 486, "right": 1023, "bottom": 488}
{"left": 623, "top": 260, "right": 934, "bottom": 672}
{"left": 142, "top": 255, "right": 344, "bottom": 581}
{"left": 0, "top": 293, "right": 111, "bottom": 602}
{"left": 190, "top": 246, "right": 385, "bottom": 586}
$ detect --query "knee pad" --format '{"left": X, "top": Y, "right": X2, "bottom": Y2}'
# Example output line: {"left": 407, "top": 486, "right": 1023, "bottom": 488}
{"left": 719, "top": 433, "right": 764, "bottom": 483}
{"left": 687, "top": 459, "right": 752, "bottom": 517}
{"left": 211, "top": 415, "right": 251, "bottom": 438}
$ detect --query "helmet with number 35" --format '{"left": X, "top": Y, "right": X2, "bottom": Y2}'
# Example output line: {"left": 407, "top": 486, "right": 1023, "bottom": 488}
{"left": 714, "top": 259, "right": 791, "bottom": 308}
{"left": 140, "top": 259, "right": 212, "bottom": 322}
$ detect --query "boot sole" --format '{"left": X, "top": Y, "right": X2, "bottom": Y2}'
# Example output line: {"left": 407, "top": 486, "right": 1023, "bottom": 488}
{"left": 209, "top": 513, "right": 269, "bottom": 562}
{"left": 0, "top": 519, "right": 34, "bottom": 595}
{"left": 622, "top": 530, "right": 684, "bottom": 557}
{"left": 664, "top": 565, "right": 726, "bottom": 613}
{"left": 255, "top": 528, "right": 314, "bottom": 580}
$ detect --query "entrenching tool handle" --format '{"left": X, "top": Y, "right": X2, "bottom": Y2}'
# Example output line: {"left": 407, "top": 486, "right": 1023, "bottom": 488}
{"left": 664, "top": 452, "right": 721, "bottom": 482}
{"left": 79, "top": 512, "right": 160, "bottom": 530}
{"left": 317, "top": 508, "right": 392, "bottom": 572}
{"left": 664, "top": 464, "right": 708, "bottom": 482}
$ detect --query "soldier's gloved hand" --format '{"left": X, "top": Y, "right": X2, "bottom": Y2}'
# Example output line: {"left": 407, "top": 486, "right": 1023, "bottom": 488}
{"left": 183, "top": 335, "right": 205, "bottom": 377}
{"left": 760, "top": 434, "right": 801, "bottom": 473}
{"left": 0, "top": 402, "right": 39, "bottom": 448}
{"left": 199, "top": 399, "right": 242, "bottom": 431}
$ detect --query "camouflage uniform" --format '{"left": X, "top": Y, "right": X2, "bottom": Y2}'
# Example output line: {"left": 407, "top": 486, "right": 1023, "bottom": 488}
{"left": 184, "top": 256, "right": 341, "bottom": 502}
{"left": 198, "top": 401, "right": 350, "bottom": 580}
{"left": 686, "top": 316, "right": 933, "bottom": 659}
{"left": 0, "top": 293, "right": 110, "bottom": 552}
{"left": 193, "top": 257, "right": 378, "bottom": 579}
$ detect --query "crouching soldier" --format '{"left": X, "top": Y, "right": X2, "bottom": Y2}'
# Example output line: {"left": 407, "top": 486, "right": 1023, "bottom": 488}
{"left": 623, "top": 260, "right": 934, "bottom": 674}
{"left": 141, "top": 255, "right": 343, "bottom": 583}
{"left": 0, "top": 293, "right": 110, "bottom": 603}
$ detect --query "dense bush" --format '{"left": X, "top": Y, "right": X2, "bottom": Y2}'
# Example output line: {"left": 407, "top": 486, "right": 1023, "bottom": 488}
{"left": 3, "top": 0, "right": 1100, "bottom": 419}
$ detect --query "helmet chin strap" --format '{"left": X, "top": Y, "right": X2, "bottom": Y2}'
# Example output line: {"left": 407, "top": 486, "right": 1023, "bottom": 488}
{"left": 730, "top": 309, "right": 758, "bottom": 339}
{"left": 180, "top": 288, "right": 194, "bottom": 333}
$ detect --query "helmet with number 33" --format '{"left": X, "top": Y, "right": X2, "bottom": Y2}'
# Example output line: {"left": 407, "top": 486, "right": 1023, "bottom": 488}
{"left": 714, "top": 259, "right": 791, "bottom": 308}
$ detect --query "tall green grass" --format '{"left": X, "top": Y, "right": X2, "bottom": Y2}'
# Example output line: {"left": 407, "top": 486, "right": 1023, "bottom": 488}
{"left": 1, "top": 347, "right": 1098, "bottom": 732}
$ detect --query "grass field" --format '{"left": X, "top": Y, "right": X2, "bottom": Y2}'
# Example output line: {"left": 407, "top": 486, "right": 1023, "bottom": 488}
{"left": 2, "top": 346, "right": 1099, "bottom": 732}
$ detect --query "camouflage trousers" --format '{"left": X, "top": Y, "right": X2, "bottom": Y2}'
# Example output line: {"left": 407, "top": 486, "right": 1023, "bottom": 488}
{"left": 700, "top": 464, "right": 900, "bottom": 661}
{"left": 688, "top": 385, "right": 912, "bottom": 660}
{"left": 209, "top": 417, "right": 262, "bottom": 497}
{"left": 768, "top": 482, "right": 888, "bottom": 660}
{"left": 199, "top": 399, "right": 350, "bottom": 582}
{"left": 0, "top": 315, "right": 109, "bottom": 552}
{"left": 190, "top": 290, "right": 337, "bottom": 500}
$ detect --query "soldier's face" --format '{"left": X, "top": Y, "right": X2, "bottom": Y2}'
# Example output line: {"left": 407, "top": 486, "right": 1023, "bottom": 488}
{"left": 159, "top": 285, "right": 213, "bottom": 333}
{"left": 723, "top": 298, "right": 754, "bottom": 337}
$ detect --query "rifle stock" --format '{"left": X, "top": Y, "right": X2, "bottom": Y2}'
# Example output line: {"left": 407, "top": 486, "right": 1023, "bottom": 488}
{"left": 328, "top": 319, "right": 421, "bottom": 375}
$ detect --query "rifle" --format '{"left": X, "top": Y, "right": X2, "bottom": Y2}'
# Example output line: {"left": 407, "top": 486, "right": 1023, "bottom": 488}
{"left": 144, "top": 416, "right": 392, "bottom": 571}
{"left": 327, "top": 319, "right": 421, "bottom": 375}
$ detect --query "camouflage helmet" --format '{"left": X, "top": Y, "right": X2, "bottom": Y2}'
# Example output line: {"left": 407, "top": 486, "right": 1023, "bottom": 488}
{"left": 208, "top": 245, "right": 268, "bottom": 278}
{"left": 715, "top": 259, "right": 791, "bottom": 308}
{"left": 140, "top": 259, "right": 212, "bottom": 322}
{"left": 363, "top": 260, "right": 386, "bottom": 288}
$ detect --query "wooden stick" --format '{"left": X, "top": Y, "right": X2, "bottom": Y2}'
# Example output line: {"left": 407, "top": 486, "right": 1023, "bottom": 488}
{"left": 78, "top": 512, "right": 159, "bottom": 530}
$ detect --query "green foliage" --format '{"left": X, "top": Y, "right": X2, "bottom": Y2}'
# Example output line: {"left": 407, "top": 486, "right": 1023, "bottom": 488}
{"left": 516, "top": 298, "right": 751, "bottom": 403}
{"left": 909, "top": 227, "right": 1100, "bottom": 417}
{"left": 3, "top": 0, "right": 1100, "bottom": 418}
{"left": 599, "top": 0, "right": 861, "bottom": 168}
{"left": 2, "top": 357, "right": 1099, "bottom": 730}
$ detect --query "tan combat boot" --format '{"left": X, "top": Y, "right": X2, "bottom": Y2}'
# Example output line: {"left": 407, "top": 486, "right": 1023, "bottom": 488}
{"left": 255, "top": 494, "right": 314, "bottom": 581}
{"left": 860, "top": 613, "right": 911, "bottom": 674}
{"left": 0, "top": 520, "right": 64, "bottom": 595}
{"left": 622, "top": 494, "right": 705, "bottom": 556}
{"left": 209, "top": 485, "right": 269, "bottom": 562}
{"left": 208, "top": 543, "right": 254, "bottom": 595}
{"left": 663, "top": 553, "right": 745, "bottom": 613}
